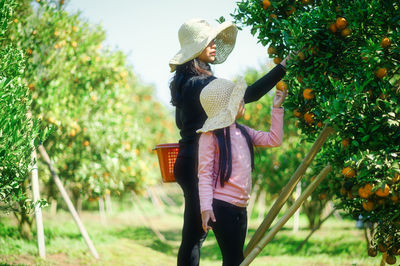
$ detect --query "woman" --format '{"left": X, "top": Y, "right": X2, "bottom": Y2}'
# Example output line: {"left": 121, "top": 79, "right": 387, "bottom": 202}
{"left": 169, "top": 18, "right": 290, "bottom": 266}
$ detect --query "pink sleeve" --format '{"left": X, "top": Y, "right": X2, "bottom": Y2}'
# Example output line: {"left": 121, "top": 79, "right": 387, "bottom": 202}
{"left": 245, "top": 107, "right": 284, "bottom": 147}
{"left": 198, "top": 132, "right": 216, "bottom": 212}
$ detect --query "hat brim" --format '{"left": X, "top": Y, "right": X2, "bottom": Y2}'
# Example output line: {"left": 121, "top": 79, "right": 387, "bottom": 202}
{"left": 169, "top": 21, "right": 238, "bottom": 72}
{"left": 196, "top": 78, "right": 247, "bottom": 133}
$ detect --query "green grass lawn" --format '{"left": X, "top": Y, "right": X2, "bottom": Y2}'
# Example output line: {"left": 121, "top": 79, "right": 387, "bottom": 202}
{"left": 0, "top": 184, "right": 383, "bottom": 265}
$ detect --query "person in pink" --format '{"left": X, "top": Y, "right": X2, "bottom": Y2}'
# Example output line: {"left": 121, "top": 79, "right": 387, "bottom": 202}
{"left": 196, "top": 77, "right": 286, "bottom": 265}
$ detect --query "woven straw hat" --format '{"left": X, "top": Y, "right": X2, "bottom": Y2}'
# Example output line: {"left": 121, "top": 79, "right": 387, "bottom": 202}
{"left": 196, "top": 77, "right": 247, "bottom": 133}
{"left": 169, "top": 18, "right": 238, "bottom": 72}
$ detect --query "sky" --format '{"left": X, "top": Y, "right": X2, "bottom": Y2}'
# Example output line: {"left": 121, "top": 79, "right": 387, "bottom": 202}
{"left": 67, "top": 0, "right": 271, "bottom": 106}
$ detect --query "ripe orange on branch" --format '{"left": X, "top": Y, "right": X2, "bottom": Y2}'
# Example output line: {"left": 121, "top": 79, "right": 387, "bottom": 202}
{"left": 362, "top": 200, "right": 375, "bottom": 211}
{"left": 262, "top": 0, "right": 271, "bottom": 9}
{"left": 276, "top": 81, "right": 287, "bottom": 91}
{"left": 375, "top": 184, "right": 390, "bottom": 197}
{"left": 358, "top": 183, "right": 374, "bottom": 199}
{"left": 273, "top": 57, "right": 282, "bottom": 64}
{"left": 375, "top": 68, "right": 387, "bottom": 79}
{"left": 341, "top": 138, "right": 350, "bottom": 149}
{"left": 328, "top": 23, "right": 337, "bottom": 33}
{"left": 285, "top": 6, "right": 296, "bottom": 16}
{"left": 342, "top": 167, "right": 356, "bottom": 178}
{"left": 335, "top": 17, "right": 348, "bottom": 30}
{"left": 304, "top": 112, "right": 314, "bottom": 124}
{"left": 381, "top": 37, "right": 391, "bottom": 48}
{"left": 293, "top": 109, "right": 302, "bottom": 118}
{"left": 303, "top": 88, "right": 314, "bottom": 100}
{"left": 268, "top": 46, "right": 277, "bottom": 55}
{"left": 341, "top": 28, "right": 351, "bottom": 37}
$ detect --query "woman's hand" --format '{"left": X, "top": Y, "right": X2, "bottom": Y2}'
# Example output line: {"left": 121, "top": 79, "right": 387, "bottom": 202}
{"left": 280, "top": 50, "right": 300, "bottom": 68}
{"left": 201, "top": 209, "right": 216, "bottom": 232}
{"left": 273, "top": 89, "right": 288, "bottom": 108}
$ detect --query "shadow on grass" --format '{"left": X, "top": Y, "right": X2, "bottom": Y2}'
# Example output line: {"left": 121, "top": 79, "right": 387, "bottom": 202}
{"left": 245, "top": 234, "right": 366, "bottom": 258}
{"left": 111, "top": 226, "right": 181, "bottom": 255}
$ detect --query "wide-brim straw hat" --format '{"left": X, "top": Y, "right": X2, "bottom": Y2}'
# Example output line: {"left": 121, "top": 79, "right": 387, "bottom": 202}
{"left": 196, "top": 77, "right": 247, "bottom": 133}
{"left": 169, "top": 18, "right": 238, "bottom": 72}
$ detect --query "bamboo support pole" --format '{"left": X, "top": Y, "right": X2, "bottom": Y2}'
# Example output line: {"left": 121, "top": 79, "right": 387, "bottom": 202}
{"left": 38, "top": 145, "right": 99, "bottom": 259}
{"left": 99, "top": 197, "right": 106, "bottom": 225}
{"left": 28, "top": 110, "right": 45, "bottom": 259}
{"left": 241, "top": 164, "right": 332, "bottom": 266}
{"left": 31, "top": 147, "right": 46, "bottom": 259}
{"left": 293, "top": 181, "right": 301, "bottom": 233}
{"left": 244, "top": 126, "right": 334, "bottom": 256}
{"left": 132, "top": 191, "right": 166, "bottom": 242}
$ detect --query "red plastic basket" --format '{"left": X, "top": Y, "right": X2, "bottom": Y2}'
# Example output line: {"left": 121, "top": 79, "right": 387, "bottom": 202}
{"left": 153, "top": 143, "right": 179, "bottom": 183}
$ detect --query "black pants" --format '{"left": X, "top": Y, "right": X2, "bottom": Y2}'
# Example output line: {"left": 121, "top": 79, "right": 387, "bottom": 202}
{"left": 210, "top": 199, "right": 247, "bottom": 266}
{"left": 174, "top": 154, "right": 207, "bottom": 266}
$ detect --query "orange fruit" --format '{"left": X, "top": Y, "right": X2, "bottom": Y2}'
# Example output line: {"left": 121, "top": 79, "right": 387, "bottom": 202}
{"left": 269, "top": 14, "right": 278, "bottom": 20}
{"left": 28, "top": 83, "right": 35, "bottom": 91}
{"left": 297, "top": 76, "right": 304, "bottom": 83}
{"left": 268, "top": 46, "right": 277, "bottom": 55}
{"left": 335, "top": 17, "right": 348, "bottom": 30}
{"left": 368, "top": 247, "right": 377, "bottom": 257}
{"left": 301, "top": 0, "right": 311, "bottom": 3}
{"left": 83, "top": 140, "right": 90, "bottom": 147}
{"left": 303, "top": 88, "right": 314, "bottom": 100}
{"left": 262, "top": 0, "right": 271, "bottom": 9}
{"left": 391, "top": 194, "right": 399, "bottom": 203}
{"left": 386, "top": 255, "right": 396, "bottom": 265}
{"left": 329, "top": 23, "right": 337, "bottom": 33}
{"left": 375, "top": 68, "right": 387, "bottom": 79}
{"left": 375, "top": 184, "right": 390, "bottom": 197}
{"left": 341, "top": 138, "right": 350, "bottom": 148}
{"left": 381, "top": 37, "right": 391, "bottom": 48}
{"left": 69, "top": 129, "right": 76, "bottom": 137}
{"left": 286, "top": 5, "right": 296, "bottom": 16}
{"left": 363, "top": 183, "right": 374, "bottom": 196}
{"left": 316, "top": 121, "right": 323, "bottom": 127}
{"left": 342, "top": 167, "right": 356, "bottom": 178}
{"left": 362, "top": 200, "right": 375, "bottom": 211}
{"left": 359, "top": 184, "right": 374, "bottom": 199}
{"left": 276, "top": 80, "right": 288, "bottom": 91}
{"left": 298, "top": 52, "right": 306, "bottom": 61}
{"left": 393, "top": 173, "right": 400, "bottom": 183}
{"left": 341, "top": 28, "right": 351, "bottom": 37}
{"left": 318, "top": 193, "right": 327, "bottom": 200}
{"left": 304, "top": 112, "right": 314, "bottom": 124}
{"left": 273, "top": 57, "right": 282, "bottom": 64}
{"left": 293, "top": 109, "right": 302, "bottom": 118}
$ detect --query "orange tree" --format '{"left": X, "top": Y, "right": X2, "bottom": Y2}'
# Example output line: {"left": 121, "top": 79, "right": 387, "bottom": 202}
{"left": 0, "top": 0, "right": 47, "bottom": 210}
{"left": 5, "top": 0, "right": 177, "bottom": 236}
{"left": 238, "top": 67, "right": 330, "bottom": 230}
{"left": 0, "top": 0, "right": 49, "bottom": 238}
{"left": 233, "top": 0, "right": 400, "bottom": 262}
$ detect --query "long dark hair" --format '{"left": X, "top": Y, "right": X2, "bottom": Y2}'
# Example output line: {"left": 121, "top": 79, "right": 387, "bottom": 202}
{"left": 169, "top": 58, "right": 212, "bottom": 107}
{"left": 214, "top": 123, "right": 254, "bottom": 187}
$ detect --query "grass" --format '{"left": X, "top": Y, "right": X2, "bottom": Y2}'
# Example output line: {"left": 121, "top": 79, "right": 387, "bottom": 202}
{"left": 0, "top": 184, "right": 383, "bottom": 265}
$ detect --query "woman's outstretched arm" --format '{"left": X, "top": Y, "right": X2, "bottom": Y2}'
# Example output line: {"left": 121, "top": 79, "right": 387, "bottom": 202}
{"left": 243, "top": 63, "right": 286, "bottom": 104}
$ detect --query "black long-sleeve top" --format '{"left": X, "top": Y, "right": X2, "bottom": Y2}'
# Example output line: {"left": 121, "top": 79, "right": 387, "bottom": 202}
{"left": 175, "top": 63, "right": 286, "bottom": 156}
